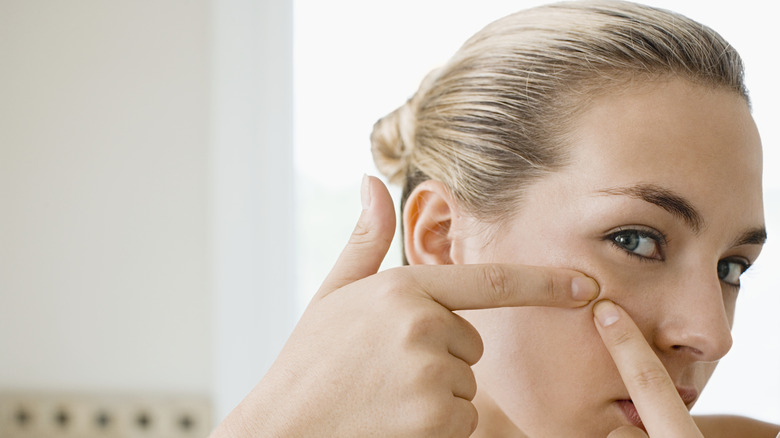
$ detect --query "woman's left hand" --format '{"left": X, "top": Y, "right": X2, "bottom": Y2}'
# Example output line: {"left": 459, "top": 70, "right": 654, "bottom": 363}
{"left": 593, "top": 299, "right": 704, "bottom": 438}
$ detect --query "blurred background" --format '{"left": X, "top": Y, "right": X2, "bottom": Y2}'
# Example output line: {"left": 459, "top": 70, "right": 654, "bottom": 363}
{"left": 0, "top": 0, "right": 777, "bottom": 433}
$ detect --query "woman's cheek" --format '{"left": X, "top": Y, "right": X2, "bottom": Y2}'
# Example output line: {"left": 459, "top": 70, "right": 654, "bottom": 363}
{"left": 469, "top": 305, "right": 614, "bottom": 380}
{"left": 567, "top": 252, "right": 664, "bottom": 328}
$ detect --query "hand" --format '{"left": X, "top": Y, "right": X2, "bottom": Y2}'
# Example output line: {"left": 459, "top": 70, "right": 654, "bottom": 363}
{"left": 594, "top": 300, "right": 704, "bottom": 438}
{"left": 210, "top": 176, "right": 599, "bottom": 438}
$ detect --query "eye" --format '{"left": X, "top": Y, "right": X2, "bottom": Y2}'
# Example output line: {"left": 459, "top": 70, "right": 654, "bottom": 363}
{"left": 607, "top": 228, "right": 664, "bottom": 261}
{"left": 717, "top": 259, "right": 750, "bottom": 288}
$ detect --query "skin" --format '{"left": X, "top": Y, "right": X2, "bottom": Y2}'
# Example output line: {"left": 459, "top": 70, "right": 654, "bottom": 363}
{"left": 404, "top": 77, "right": 774, "bottom": 436}
{"left": 210, "top": 176, "right": 601, "bottom": 438}
{"left": 209, "top": 78, "right": 780, "bottom": 437}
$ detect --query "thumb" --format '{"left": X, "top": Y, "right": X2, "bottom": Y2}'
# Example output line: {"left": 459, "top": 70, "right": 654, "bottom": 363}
{"left": 315, "top": 175, "right": 397, "bottom": 297}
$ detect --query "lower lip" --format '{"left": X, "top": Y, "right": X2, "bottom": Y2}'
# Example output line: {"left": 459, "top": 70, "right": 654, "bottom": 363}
{"left": 616, "top": 400, "right": 645, "bottom": 431}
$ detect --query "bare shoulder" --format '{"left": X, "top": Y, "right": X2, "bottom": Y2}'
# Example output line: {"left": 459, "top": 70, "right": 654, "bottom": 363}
{"left": 694, "top": 415, "right": 780, "bottom": 438}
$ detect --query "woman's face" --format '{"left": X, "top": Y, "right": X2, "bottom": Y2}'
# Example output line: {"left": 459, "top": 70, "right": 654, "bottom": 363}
{"left": 456, "top": 78, "right": 765, "bottom": 436}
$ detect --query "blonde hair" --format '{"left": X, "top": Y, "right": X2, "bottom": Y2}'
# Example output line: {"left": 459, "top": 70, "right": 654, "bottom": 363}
{"left": 371, "top": 0, "right": 747, "bottom": 224}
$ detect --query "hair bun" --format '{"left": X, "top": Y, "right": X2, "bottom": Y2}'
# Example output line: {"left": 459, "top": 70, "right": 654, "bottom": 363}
{"left": 370, "top": 100, "right": 416, "bottom": 185}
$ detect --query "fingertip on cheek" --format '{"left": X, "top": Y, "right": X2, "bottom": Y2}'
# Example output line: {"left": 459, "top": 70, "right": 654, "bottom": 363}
{"left": 593, "top": 300, "right": 621, "bottom": 327}
{"left": 571, "top": 275, "right": 600, "bottom": 301}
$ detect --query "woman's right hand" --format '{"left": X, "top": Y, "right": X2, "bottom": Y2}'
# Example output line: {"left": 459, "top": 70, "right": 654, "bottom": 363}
{"left": 594, "top": 300, "right": 780, "bottom": 438}
{"left": 210, "top": 176, "right": 599, "bottom": 438}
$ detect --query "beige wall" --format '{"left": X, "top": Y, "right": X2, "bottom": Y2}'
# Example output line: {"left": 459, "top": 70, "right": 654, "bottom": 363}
{"left": 0, "top": 0, "right": 294, "bottom": 423}
{"left": 0, "top": 0, "right": 212, "bottom": 392}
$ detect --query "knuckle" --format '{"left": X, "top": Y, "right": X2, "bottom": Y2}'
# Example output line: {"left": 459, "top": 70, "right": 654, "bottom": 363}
{"left": 454, "top": 316, "right": 484, "bottom": 365}
{"left": 450, "top": 399, "right": 478, "bottom": 438}
{"left": 375, "top": 268, "right": 412, "bottom": 298}
{"left": 402, "top": 312, "right": 445, "bottom": 345}
{"left": 467, "top": 402, "right": 479, "bottom": 435}
{"left": 349, "top": 216, "right": 394, "bottom": 248}
{"left": 463, "top": 369, "right": 478, "bottom": 401}
{"left": 630, "top": 363, "right": 670, "bottom": 390}
{"left": 410, "top": 400, "right": 451, "bottom": 435}
{"left": 417, "top": 357, "right": 448, "bottom": 382}
{"left": 407, "top": 390, "right": 476, "bottom": 438}
{"left": 481, "top": 264, "right": 511, "bottom": 305}
{"left": 468, "top": 331, "right": 485, "bottom": 364}
{"left": 544, "top": 270, "right": 561, "bottom": 303}
{"left": 428, "top": 403, "right": 450, "bottom": 428}
{"left": 610, "top": 327, "right": 634, "bottom": 348}
{"left": 347, "top": 219, "right": 373, "bottom": 246}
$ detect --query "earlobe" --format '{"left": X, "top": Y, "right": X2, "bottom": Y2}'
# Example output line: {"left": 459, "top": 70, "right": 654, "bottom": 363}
{"left": 403, "top": 180, "right": 458, "bottom": 265}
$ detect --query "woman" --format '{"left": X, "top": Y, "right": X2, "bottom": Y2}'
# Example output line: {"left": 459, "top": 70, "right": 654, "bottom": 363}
{"left": 212, "top": 1, "right": 780, "bottom": 436}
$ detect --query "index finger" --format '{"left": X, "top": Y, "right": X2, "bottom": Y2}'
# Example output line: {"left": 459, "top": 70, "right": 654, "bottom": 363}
{"left": 395, "top": 263, "right": 599, "bottom": 310}
{"left": 593, "top": 300, "right": 703, "bottom": 437}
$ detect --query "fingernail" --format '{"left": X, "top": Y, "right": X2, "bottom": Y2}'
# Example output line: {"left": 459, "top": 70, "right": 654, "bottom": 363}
{"left": 594, "top": 300, "right": 620, "bottom": 327}
{"left": 361, "top": 174, "right": 372, "bottom": 210}
{"left": 571, "top": 276, "right": 599, "bottom": 301}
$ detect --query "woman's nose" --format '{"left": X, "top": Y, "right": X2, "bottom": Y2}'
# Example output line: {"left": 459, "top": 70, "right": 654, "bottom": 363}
{"left": 651, "top": 272, "right": 733, "bottom": 362}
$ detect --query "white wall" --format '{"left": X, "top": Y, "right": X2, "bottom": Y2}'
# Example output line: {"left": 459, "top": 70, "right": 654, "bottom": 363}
{"left": 210, "top": 0, "right": 295, "bottom": 422}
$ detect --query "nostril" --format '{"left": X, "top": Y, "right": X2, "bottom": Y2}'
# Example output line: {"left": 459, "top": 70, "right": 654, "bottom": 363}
{"left": 671, "top": 344, "right": 704, "bottom": 356}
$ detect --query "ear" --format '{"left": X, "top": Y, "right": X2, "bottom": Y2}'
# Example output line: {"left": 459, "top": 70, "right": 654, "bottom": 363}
{"left": 403, "top": 180, "right": 460, "bottom": 265}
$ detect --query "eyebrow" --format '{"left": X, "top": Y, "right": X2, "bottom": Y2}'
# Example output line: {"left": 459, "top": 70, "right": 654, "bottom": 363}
{"left": 733, "top": 227, "right": 767, "bottom": 247}
{"left": 598, "top": 183, "right": 704, "bottom": 233}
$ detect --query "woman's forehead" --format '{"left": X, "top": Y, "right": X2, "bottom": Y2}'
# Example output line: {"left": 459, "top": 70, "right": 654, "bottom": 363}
{"left": 558, "top": 78, "right": 764, "bottom": 227}
{"left": 567, "top": 80, "right": 759, "bottom": 178}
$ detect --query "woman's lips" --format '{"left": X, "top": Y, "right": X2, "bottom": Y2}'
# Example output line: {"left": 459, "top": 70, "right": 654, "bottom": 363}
{"left": 616, "top": 387, "right": 699, "bottom": 430}
{"left": 677, "top": 387, "right": 699, "bottom": 407}
{"left": 616, "top": 400, "right": 645, "bottom": 430}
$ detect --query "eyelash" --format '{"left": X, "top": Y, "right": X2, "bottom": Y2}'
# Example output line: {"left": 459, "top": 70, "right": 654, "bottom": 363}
{"left": 605, "top": 226, "right": 668, "bottom": 262}
{"left": 718, "top": 258, "right": 752, "bottom": 289}
{"left": 604, "top": 227, "right": 752, "bottom": 289}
